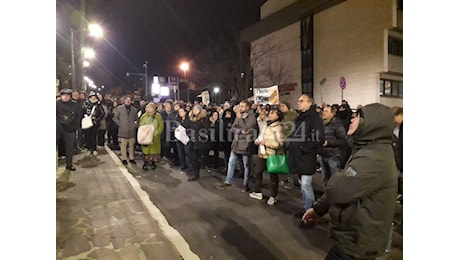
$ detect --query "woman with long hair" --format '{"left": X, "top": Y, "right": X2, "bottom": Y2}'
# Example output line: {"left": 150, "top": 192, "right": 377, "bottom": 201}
{"left": 183, "top": 105, "right": 210, "bottom": 181}
{"left": 249, "top": 105, "right": 286, "bottom": 205}
{"left": 138, "top": 102, "right": 164, "bottom": 170}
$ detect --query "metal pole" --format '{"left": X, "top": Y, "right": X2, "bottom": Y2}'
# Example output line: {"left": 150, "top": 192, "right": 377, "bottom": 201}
{"left": 185, "top": 71, "right": 189, "bottom": 102}
{"left": 71, "top": 28, "right": 76, "bottom": 90}
{"left": 144, "top": 61, "right": 148, "bottom": 99}
{"left": 80, "top": 0, "right": 86, "bottom": 92}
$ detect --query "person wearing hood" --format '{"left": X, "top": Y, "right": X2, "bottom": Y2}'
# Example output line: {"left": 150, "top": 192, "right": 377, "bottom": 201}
{"left": 82, "top": 93, "right": 106, "bottom": 157}
{"left": 288, "top": 94, "right": 325, "bottom": 219}
{"left": 183, "top": 105, "right": 210, "bottom": 181}
{"left": 302, "top": 103, "right": 398, "bottom": 259}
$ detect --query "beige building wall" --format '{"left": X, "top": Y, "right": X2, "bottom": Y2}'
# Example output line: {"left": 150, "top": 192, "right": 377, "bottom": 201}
{"left": 313, "top": 0, "right": 402, "bottom": 108}
{"left": 251, "top": 22, "right": 302, "bottom": 107}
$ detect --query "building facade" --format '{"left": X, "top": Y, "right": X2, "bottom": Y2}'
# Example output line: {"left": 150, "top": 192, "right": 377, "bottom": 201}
{"left": 241, "top": 0, "right": 403, "bottom": 109}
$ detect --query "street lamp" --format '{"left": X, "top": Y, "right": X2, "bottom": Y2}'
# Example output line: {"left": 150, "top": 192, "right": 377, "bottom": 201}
{"left": 180, "top": 62, "right": 189, "bottom": 102}
{"left": 213, "top": 87, "right": 220, "bottom": 104}
{"left": 70, "top": 23, "right": 103, "bottom": 91}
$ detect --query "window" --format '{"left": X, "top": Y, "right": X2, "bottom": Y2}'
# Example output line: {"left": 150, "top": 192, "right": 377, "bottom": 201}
{"left": 388, "top": 37, "right": 403, "bottom": 57}
{"left": 380, "top": 79, "right": 403, "bottom": 98}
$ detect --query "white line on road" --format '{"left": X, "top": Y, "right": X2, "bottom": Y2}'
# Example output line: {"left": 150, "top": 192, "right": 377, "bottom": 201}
{"left": 105, "top": 146, "right": 200, "bottom": 260}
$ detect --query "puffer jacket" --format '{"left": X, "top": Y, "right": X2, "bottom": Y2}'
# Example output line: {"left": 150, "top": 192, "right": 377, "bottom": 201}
{"left": 317, "top": 117, "right": 347, "bottom": 158}
{"left": 257, "top": 121, "right": 285, "bottom": 159}
{"left": 313, "top": 103, "right": 398, "bottom": 258}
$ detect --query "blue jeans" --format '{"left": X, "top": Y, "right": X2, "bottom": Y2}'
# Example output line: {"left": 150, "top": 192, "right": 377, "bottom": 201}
{"left": 299, "top": 175, "right": 315, "bottom": 210}
{"left": 176, "top": 141, "right": 192, "bottom": 169}
{"left": 225, "top": 152, "right": 250, "bottom": 187}
{"left": 320, "top": 156, "right": 342, "bottom": 182}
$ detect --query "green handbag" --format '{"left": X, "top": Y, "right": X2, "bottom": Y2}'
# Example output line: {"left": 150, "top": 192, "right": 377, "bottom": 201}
{"left": 266, "top": 152, "right": 289, "bottom": 174}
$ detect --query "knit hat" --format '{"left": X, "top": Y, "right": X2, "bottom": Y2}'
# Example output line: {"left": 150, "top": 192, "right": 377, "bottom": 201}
{"left": 60, "top": 88, "right": 73, "bottom": 95}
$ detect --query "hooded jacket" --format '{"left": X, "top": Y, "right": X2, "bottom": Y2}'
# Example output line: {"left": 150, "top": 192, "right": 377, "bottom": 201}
{"left": 313, "top": 103, "right": 398, "bottom": 258}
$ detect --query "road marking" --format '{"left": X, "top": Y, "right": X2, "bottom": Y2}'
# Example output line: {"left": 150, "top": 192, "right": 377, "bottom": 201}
{"left": 105, "top": 146, "right": 200, "bottom": 260}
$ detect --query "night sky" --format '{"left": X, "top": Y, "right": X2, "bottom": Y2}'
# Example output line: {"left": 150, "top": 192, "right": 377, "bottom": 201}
{"left": 56, "top": 0, "right": 266, "bottom": 90}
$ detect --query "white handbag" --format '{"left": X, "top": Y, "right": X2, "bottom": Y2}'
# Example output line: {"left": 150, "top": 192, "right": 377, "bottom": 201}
{"left": 137, "top": 124, "right": 155, "bottom": 145}
{"left": 81, "top": 106, "right": 96, "bottom": 130}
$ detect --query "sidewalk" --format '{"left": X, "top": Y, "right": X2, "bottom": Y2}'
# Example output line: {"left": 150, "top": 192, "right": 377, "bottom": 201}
{"left": 56, "top": 146, "right": 197, "bottom": 260}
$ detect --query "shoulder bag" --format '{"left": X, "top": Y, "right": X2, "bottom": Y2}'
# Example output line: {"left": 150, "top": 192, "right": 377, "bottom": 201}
{"left": 81, "top": 106, "right": 96, "bottom": 130}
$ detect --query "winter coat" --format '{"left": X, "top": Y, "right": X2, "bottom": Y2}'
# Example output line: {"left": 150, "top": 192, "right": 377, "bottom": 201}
{"left": 113, "top": 104, "right": 139, "bottom": 138}
{"left": 184, "top": 109, "right": 210, "bottom": 150}
{"left": 139, "top": 112, "right": 164, "bottom": 155}
{"left": 392, "top": 122, "right": 403, "bottom": 172}
{"left": 313, "top": 103, "right": 398, "bottom": 259}
{"left": 160, "top": 110, "right": 178, "bottom": 142}
{"left": 288, "top": 108, "right": 325, "bottom": 175}
{"left": 317, "top": 117, "right": 347, "bottom": 158}
{"left": 219, "top": 109, "right": 236, "bottom": 151}
{"left": 209, "top": 118, "right": 220, "bottom": 150}
{"left": 82, "top": 101, "right": 106, "bottom": 129}
{"left": 230, "top": 110, "right": 257, "bottom": 155}
{"left": 257, "top": 121, "right": 285, "bottom": 159}
{"left": 56, "top": 99, "right": 81, "bottom": 132}
{"left": 282, "top": 110, "right": 297, "bottom": 137}
{"left": 98, "top": 102, "right": 109, "bottom": 130}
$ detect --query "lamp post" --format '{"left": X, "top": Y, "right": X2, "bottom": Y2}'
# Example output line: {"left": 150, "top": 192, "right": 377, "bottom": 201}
{"left": 143, "top": 61, "right": 148, "bottom": 99}
{"left": 180, "top": 62, "right": 189, "bottom": 102}
{"left": 70, "top": 23, "right": 103, "bottom": 91}
{"left": 213, "top": 87, "right": 220, "bottom": 104}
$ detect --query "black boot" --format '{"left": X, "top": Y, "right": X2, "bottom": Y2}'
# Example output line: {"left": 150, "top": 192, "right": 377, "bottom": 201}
{"left": 149, "top": 161, "right": 157, "bottom": 170}
{"left": 142, "top": 161, "right": 148, "bottom": 171}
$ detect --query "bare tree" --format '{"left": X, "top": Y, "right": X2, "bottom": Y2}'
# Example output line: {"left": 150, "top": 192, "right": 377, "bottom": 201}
{"left": 250, "top": 36, "right": 290, "bottom": 89}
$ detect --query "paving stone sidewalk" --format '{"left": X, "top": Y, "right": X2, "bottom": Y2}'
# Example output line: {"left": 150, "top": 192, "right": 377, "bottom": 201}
{"left": 56, "top": 147, "right": 184, "bottom": 260}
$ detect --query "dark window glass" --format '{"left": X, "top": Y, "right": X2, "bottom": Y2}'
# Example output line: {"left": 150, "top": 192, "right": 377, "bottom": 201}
{"left": 380, "top": 79, "right": 403, "bottom": 98}
{"left": 388, "top": 37, "right": 403, "bottom": 57}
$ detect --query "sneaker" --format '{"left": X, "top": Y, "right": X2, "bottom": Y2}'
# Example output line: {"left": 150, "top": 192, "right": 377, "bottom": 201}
{"left": 87, "top": 151, "right": 92, "bottom": 157}
{"left": 122, "top": 160, "right": 128, "bottom": 165}
{"left": 92, "top": 150, "right": 98, "bottom": 156}
{"left": 267, "top": 196, "right": 278, "bottom": 205}
{"left": 249, "top": 192, "right": 263, "bottom": 200}
{"left": 217, "top": 183, "right": 232, "bottom": 189}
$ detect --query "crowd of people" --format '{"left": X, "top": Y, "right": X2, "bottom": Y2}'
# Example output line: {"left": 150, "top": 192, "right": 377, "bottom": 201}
{"left": 56, "top": 88, "right": 403, "bottom": 259}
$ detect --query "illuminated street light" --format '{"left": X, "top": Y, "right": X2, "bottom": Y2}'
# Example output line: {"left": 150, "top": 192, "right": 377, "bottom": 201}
{"left": 70, "top": 23, "right": 104, "bottom": 91}
{"left": 179, "top": 62, "right": 190, "bottom": 101}
{"left": 83, "top": 60, "right": 90, "bottom": 67}
{"left": 83, "top": 48, "right": 95, "bottom": 59}
{"left": 213, "top": 87, "right": 220, "bottom": 94}
{"left": 88, "top": 24, "right": 103, "bottom": 38}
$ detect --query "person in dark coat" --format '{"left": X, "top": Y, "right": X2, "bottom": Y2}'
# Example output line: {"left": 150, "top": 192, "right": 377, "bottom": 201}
{"left": 82, "top": 93, "right": 106, "bottom": 157}
{"left": 219, "top": 107, "right": 236, "bottom": 173}
{"left": 207, "top": 111, "right": 221, "bottom": 168}
{"left": 175, "top": 107, "right": 192, "bottom": 171}
{"left": 317, "top": 105, "right": 347, "bottom": 183}
{"left": 337, "top": 100, "right": 353, "bottom": 168}
{"left": 288, "top": 94, "right": 325, "bottom": 218}
{"left": 56, "top": 89, "right": 81, "bottom": 171}
{"left": 303, "top": 103, "right": 398, "bottom": 259}
{"left": 183, "top": 105, "right": 210, "bottom": 181}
